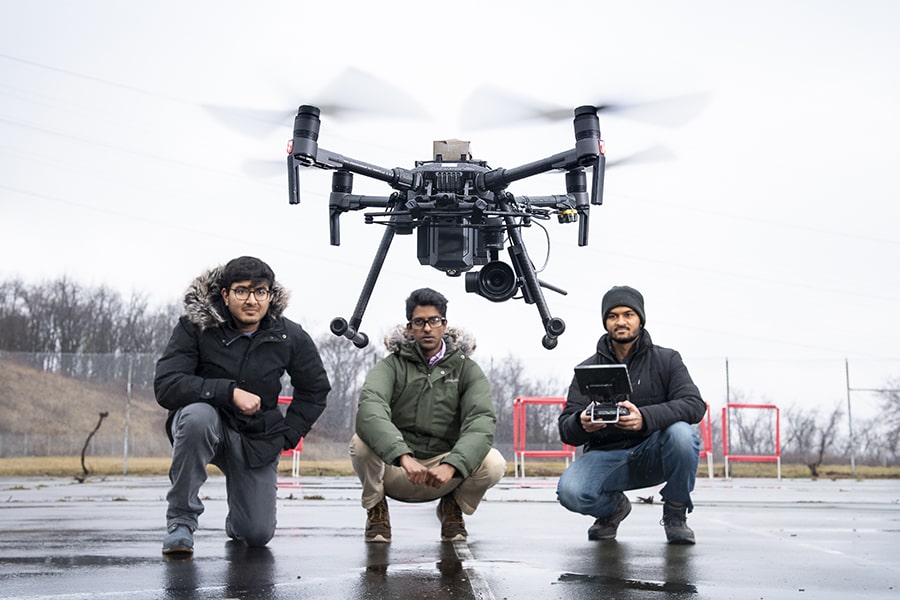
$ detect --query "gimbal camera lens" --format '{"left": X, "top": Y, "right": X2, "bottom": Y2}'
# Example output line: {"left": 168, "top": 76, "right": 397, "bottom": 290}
{"left": 465, "top": 261, "right": 518, "bottom": 302}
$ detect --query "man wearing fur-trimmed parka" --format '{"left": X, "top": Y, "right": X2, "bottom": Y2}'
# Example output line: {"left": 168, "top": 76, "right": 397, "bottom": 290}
{"left": 155, "top": 256, "right": 330, "bottom": 555}
{"left": 349, "top": 287, "right": 506, "bottom": 544}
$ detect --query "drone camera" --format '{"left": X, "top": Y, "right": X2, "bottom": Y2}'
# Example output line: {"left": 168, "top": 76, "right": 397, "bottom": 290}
{"left": 465, "top": 260, "right": 518, "bottom": 302}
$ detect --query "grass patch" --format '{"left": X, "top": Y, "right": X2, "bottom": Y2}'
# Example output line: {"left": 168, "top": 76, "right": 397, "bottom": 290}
{"left": 0, "top": 456, "right": 356, "bottom": 478}
{"left": 2, "top": 456, "right": 897, "bottom": 480}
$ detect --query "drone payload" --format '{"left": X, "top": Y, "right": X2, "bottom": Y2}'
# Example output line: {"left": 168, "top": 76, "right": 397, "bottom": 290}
{"left": 287, "top": 104, "right": 605, "bottom": 350}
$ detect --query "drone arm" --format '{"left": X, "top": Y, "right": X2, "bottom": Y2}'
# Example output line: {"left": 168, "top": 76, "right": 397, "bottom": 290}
{"left": 479, "top": 149, "right": 581, "bottom": 193}
{"left": 307, "top": 147, "right": 417, "bottom": 191}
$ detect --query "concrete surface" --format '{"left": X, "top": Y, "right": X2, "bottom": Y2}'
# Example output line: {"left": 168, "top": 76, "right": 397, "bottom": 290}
{"left": 1, "top": 473, "right": 898, "bottom": 599}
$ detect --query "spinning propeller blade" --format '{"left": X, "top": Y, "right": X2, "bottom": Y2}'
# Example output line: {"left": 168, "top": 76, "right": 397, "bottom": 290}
{"left": 605, "top": 144, "right": 676, "bottom": 169}
{"left": 460, "top": 86, "right": 709, "bottom": 130}
{"left": 204, "top": 67, "right": 429, "bottom": 137}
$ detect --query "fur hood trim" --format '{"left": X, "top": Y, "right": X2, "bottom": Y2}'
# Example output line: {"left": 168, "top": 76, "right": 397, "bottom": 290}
{"left": 182, "top": 266, "right": 290, "bottom": 331}
{"left": 382, "top": 324, "right": 476, "bottom": 356}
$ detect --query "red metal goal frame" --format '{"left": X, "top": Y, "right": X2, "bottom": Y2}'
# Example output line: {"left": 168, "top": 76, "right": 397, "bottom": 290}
{"left": 513, "top": 396, "right": 576, "bottom": 477}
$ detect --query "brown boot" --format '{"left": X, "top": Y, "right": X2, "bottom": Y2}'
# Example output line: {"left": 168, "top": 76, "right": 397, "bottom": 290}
{"left": 436, "top": 495, "right": 467, "bottom": 542}
{"left": 365, "top": 498, "right": 391, "bottom": 543}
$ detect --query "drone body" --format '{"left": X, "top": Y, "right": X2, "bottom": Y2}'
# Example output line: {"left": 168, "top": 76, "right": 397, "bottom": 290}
{"left": 287, "top": 105, "right": 606, "bottom": 349}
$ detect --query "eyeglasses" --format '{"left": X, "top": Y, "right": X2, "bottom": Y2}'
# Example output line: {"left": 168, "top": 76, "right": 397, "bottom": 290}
{"left": 409, "top": 316, "right": 446, "bottom": 329}
{"left": 229, "top": 286, "right": 270, "bottom": 301}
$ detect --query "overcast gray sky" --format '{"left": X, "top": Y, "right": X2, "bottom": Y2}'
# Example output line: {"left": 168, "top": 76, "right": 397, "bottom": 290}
{"left": 2, "top": 0, "right": 898, "bottom": 421}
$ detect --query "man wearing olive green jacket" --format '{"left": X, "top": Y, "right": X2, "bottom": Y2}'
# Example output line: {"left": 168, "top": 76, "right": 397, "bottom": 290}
{"left": 349, "top": 288, "right": 506, "bottom": 543}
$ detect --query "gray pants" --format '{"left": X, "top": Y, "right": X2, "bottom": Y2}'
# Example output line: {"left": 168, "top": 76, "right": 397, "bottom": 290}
{"left": 349, "top": 434, "right": 506, "bottom": 514}
{"left": 166, "top": 403, "right": 278, "bottom": 547}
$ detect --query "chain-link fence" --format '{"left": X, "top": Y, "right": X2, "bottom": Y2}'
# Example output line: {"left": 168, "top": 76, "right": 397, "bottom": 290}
{"left": 2, "top": 350, "right": 898, "bottom": 467}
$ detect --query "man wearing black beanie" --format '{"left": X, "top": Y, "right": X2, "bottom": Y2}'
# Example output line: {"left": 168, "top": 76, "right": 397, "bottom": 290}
{"left": 556, "top": 285, "right": 706, "bottom": 544}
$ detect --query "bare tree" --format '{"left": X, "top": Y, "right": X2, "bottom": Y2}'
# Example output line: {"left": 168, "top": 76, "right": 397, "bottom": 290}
{"left": 484, "top": 354, "right": 564, "bottom": 446}
{"left": 784, "top": 403, "right": 843, "bottom": 477}
{"left": 876, "top": 377, "right": 900, "bottom": 462}
{"left": 301, "top": 334, "right": 379, "bottom": 438}
{"left": 724, "top": 390, "right": 776, "bottom": 456}
{"left": 0, "top": 279, "right": 30, "bottom": 351}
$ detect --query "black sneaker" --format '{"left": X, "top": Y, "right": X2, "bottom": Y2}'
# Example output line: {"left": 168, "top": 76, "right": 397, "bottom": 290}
{"left": 365, "top": 498, "right": 391, "bottom": 543}
{"left": 436, "top": 495, "right": 467, "bottom": 542}
{"left": 587, "top": 493, "right": 632, "bottom": 540}
{"left": 162, "top": 524, "right": 194, "bottom": 555}
{"left": 661, "top": 502, "right": 696, "bottom": 545}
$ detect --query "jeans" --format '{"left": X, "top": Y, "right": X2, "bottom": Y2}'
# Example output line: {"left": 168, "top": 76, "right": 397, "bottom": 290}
{"left": 557, "top": 421, "right": 700, "bottom": 518}
{"left": 166, "top": 403, "right": 278, "bottom": 546}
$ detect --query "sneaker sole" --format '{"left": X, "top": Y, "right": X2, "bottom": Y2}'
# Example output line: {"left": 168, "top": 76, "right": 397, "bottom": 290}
{"left": 365, "top": 534, "right": 391, "bottom": 543}
{"left": 667, "top": 536, "right": 696, "bottom": 545}
{"left": 162, "top": 546, "right": 193, "bottom": 555}
{"left": 441, "top": 534, "right": 467, "bottom": 542}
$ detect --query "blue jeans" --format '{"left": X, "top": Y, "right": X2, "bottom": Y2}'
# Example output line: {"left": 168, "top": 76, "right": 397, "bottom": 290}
{"left": 557, "top": 421, "right": 700, "bottom": 518}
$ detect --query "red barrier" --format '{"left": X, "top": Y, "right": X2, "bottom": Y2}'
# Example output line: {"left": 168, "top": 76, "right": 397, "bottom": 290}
{"left": 721, "top": 403, "right": 781, "bottom": 479}
{"left": 699, "top": 403, "right": 714, "bottom": 478}
{"left": 513, "top": 397, "right": 576, "bottom": 477}
{"left": 277, "top": 396, "right": 303, "bottom": 481}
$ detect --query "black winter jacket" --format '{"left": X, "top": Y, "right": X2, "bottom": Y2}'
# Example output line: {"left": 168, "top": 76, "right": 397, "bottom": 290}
{"left": 558, "top": 329, "right": 705, "bottom": 452}
{"left": 154, "top": 266, "right": 331, "bottom": 468}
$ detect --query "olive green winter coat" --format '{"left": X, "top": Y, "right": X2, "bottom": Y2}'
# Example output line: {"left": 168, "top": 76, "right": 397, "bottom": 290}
{"left": 355, "top": 326, "right": 496, "bottom": 479}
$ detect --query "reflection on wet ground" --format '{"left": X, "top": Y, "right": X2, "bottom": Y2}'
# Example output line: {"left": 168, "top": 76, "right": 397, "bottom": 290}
{"left": 1, "top": 476, "right": 899, "bottom": 599}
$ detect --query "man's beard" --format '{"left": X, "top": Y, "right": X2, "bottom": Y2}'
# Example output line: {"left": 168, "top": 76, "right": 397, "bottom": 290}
{"left": 611, "top": 331, "right": 639, "bottom": 345}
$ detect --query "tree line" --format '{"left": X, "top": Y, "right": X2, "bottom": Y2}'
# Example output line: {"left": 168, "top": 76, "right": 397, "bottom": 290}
{"left": 3, "top": 276, "right": 898, "bottom": 467}
{"left": 0, "top": 277, "right": 564, "bottom": 448}
{"left": 0, "top": 277, "right": 178, "bottom": 357}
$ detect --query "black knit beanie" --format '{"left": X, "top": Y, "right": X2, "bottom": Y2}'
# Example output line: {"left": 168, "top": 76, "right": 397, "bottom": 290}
{"left": 601, "top": 285, "right": 646, "bottom": 325}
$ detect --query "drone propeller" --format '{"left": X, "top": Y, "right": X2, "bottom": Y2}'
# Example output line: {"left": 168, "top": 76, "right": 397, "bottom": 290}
{"left": 605, "top": 144, "right": 676, "bottom": 169}
{"left": 460, "top": 85, "right": 709, "bottom": 131}
{"left": 204, "top": 67, "right": 430, "bottom": 138}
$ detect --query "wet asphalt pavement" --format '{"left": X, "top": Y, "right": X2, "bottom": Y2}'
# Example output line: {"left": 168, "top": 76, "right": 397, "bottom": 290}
{"left": 1, "top": 474, "right": 898, "bottom": 599}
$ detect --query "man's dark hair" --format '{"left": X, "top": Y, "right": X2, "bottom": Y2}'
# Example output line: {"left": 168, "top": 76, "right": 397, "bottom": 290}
{"left": 405, "top": 288, "right": 448, "bottom": 321}
{"left": 221, "top": 256, "right": 275, "bottom": 290}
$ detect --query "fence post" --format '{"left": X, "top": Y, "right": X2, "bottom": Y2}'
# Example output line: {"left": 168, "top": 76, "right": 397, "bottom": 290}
{"left": 123, "top": 354, "right": 133, "bottom": 475}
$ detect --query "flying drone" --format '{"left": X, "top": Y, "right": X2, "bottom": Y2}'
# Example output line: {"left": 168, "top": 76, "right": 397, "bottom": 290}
{"left": 286, "top": 104, "right": 606, "bottom": 350}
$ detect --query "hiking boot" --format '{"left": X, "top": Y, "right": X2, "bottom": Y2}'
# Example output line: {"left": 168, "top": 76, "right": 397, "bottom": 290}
{"left": 661, "top": 502, "right": 696, "bottom": 545}
{"left": 365, "top": 498, "right": 391, "bottom": 543}
{"left": 436, "top": 495, "right": 467, "bottom": 542}
{"left": 587, "top": 493, "right": 632, "bottom": 540}
{"left": 162, "top": 524, "right": 194, "bottom": 555}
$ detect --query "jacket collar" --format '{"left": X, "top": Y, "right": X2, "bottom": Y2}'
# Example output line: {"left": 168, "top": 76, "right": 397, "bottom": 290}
{"left": 382, "top": 323, "right": 476, "bottom": 362}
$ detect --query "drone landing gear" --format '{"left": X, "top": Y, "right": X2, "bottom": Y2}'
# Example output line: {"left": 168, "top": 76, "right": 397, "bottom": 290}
{"left": 329, "top": 221, "right": 397, "bottom": 348}
{"left": 499, "top": 199, "right": 566, "bottom": 349}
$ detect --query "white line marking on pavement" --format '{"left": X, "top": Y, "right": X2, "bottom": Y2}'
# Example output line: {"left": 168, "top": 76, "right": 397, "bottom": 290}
{"left": 453, "top": 540, "right": 496, "bottom": 600}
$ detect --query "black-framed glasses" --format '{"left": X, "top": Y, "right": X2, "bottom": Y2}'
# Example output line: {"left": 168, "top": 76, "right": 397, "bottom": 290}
{"left": 409, "top": 316, "right": 446, "bottom": 329}
{"left": 229, "top": 286, "right": 270, "bottom": 301}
